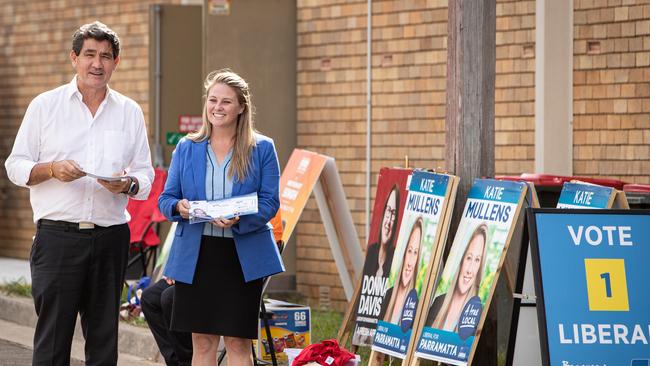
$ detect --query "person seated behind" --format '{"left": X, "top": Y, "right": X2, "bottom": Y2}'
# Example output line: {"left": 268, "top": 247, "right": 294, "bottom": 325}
{"left": 141, "top": 211, "right": 284, "bottom": 365}
{"left": 141, "top": 280, "right": 193, "bottom": 366}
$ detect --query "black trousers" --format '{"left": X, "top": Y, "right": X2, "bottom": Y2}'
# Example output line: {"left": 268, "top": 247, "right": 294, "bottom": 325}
{"left": 30, "top": 221, "right": 129, "bottom": 366}
{"left": 141, "top": 279, "right": 192, "bottom": 366}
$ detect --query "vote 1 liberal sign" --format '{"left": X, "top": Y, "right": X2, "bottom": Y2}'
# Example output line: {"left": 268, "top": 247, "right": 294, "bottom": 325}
{"left": 528, "top": 209, "right": 650, "bottom": 366}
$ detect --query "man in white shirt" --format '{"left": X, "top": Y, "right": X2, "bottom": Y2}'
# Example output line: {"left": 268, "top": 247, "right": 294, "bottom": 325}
{"left": 5, "top": 21, "right": 154, "bottom": 365}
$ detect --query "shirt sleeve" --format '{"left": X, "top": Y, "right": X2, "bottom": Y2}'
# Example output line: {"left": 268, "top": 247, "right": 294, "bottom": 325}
{"left": 126, "top": 105, "right": 154, "bottom": 200}
{"left": 5, "top": 97, "right": 42, "bottom": 187}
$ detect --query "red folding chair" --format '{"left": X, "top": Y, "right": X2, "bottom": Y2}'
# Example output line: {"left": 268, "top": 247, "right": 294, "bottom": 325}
{"left": 126, "top": 167, "right": 167, "bottom": 278}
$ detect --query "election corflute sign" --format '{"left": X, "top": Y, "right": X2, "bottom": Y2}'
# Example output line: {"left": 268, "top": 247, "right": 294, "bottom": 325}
{"left": 370, "top": 171, "right": 458, "bottom": 362}
{"left": 557, "top": 181, "right": 628, "bottom": 210}
{"left": 351, "top": 167, "right": 412, "bottom": 347}
{"left": 413, "top": 179, "right": 527, "bottom": 366}
{"left": 529, "top": 209, "right": 650, "bottom": 366}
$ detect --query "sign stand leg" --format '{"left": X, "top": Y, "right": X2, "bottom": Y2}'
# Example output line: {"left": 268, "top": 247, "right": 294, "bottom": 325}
{"left": 505, "top": 212, "right": 530, "bottom": 366}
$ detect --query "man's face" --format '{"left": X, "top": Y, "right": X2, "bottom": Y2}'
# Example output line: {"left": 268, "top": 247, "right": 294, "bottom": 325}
{"left": 70, "top": 38, "right": 119, "bottom": 93}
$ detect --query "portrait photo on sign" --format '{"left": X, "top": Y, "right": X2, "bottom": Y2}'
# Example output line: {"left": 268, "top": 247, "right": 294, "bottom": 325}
{"left": 425, "top": 222, "right": 492, "bottom": 335}
{"left": 380, "top": 213, "right": 440, "bottom": 331}
{"left": 352, "top": 168, "right": 411, "bottom": 346}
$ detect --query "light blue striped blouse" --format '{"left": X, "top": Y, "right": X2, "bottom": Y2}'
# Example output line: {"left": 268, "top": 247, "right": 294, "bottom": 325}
{"left": 203, "top": 143, "right": 234, "bottom": 237}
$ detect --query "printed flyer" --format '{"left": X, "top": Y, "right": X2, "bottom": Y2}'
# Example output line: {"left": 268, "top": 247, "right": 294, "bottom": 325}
{"left": 371, "top": 171, "right": 452, "bottom": 358}
{"left": 414, "top": 179, "right": 526, "bottom": 365}
{"left": 352, "top": 168, "right": 412, "bottom": 346}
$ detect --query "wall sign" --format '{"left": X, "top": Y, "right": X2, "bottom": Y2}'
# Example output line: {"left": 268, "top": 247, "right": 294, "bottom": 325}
{"left": 178, "top": 115, "right": 203, "bottom": 133}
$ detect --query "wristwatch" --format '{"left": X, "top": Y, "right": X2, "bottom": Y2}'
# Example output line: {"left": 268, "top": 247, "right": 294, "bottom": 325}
{"left": 126, "top": 177, "right": 138, "bottom": 195}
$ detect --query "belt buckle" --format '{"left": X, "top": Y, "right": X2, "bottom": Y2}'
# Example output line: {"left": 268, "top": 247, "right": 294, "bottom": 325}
{"left": 79, "top": 222, "right": 95, "bottom": 230}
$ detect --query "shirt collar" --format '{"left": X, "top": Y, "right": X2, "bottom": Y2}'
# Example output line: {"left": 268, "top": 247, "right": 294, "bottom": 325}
{"left": 66, "top": 75, "right": 116, "bottom": 103}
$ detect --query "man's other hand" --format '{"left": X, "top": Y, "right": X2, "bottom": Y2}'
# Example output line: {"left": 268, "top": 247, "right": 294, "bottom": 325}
{"left": 97, "top": 177, "right": 130, "bottom": 194}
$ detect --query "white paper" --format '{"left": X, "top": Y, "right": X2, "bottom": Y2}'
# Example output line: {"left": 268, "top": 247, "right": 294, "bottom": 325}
{"left": 189, "top": 193, "right": 258, "bottom": 224}
{"left": 84, "top": 171, "right": 128, "bottom": 181}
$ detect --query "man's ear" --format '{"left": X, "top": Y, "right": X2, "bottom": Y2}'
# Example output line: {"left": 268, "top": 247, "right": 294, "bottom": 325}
{"left": 70, "top": 50, "right": 77, "bottom": 67}
{"left": 114, "top": 55, "right": 120, "bottom": 68}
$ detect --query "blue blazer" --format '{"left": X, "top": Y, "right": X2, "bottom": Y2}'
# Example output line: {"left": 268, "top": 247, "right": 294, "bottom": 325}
{"left": 159, "top": 134, "right": 284, "bottom": 284}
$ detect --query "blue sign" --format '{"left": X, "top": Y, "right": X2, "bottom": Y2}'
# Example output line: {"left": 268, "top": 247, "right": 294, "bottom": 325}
{"left": 414, "top": 179, "right": 526, "bottom": 366}
{"left": 530, "top": 210, "right": 650, "bottom": 366}
{"left": 372, "top": 172, "right": 453, "bottom": 359}
{"left": 557, "top": 182, "right": 614, "bottom": 209}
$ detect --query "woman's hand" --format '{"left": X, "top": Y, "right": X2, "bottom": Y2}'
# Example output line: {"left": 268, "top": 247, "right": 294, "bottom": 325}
{"left": 176, "top": 199, "right": 190, "bottom": 219}
{"left": 211, "top": 216, "right": 240, "bottom": 228}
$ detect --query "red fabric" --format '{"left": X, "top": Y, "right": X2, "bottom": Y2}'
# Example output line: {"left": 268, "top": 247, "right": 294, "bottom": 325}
{"left": 127, "top": 168, "right": 167, "bottom": 247}
{"left": 292, "top": 340, "right": 355, "bottom": 366}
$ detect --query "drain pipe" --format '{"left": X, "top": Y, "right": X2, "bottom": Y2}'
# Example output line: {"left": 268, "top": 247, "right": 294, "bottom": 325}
{"left": 365, "top": 0, "right": 372, "bottom": 240}
{"left": 152, "top": 5, "right": 164, "bottom": 167}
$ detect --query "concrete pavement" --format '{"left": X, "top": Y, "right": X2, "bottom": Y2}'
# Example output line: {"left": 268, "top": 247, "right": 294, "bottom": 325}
{"left": 0, "top": 318, "right": 162, "bottom": 365}
{"left": 0, "top": 337, "right": 84, "bottom": 366}
{"left": 0, "top": 257, "right": 30, "bottom": 285}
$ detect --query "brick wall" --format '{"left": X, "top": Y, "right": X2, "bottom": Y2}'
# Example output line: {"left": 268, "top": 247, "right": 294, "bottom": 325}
{"left": 573, "top": 0, "right": 650, "bottom": 183}
{"left": 296, "top": 0, "right": 448, "bottom": 311}
{"left": 0, "top": 0, "right": 180, "bottom": 258}
{"left": 495, "top": 0, "right": 536, "bottom": 175}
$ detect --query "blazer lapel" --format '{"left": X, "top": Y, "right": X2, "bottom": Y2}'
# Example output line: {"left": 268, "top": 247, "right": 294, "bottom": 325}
{"left": 191, "top": 140, "right": 207, "bottom": 200}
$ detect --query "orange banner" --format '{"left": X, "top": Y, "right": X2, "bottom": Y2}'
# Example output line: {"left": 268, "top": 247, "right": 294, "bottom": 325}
{"left": 279, "top": 149, "right": 327, "bottom": 242}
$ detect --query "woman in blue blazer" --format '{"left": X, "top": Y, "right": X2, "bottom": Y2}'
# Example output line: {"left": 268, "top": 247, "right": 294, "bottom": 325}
{"left": 158, "top": 69, "right": 282, "bottom": 366}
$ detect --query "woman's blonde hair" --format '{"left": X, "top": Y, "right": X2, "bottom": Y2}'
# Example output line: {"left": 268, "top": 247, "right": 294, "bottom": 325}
{"left": 187, "top": 68, "right": 256, "bottom": 181}
{"left": 431, "top": 223, "right": 488, "bottom": 330}
{"left": 383, "top": 217, "right": 424, "bottom": 323}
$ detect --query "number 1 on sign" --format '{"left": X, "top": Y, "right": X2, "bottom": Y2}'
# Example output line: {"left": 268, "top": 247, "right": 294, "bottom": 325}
{"left": 600, "top": 272, "right": 612, "bottom": 298}
{"left": 584, "top": 259, "right": 629, "bottom": 311}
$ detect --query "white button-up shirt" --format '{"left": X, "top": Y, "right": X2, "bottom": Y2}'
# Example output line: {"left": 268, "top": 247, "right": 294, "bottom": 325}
{"left": 5, "top": 77, "right": 155, "bottom": 226}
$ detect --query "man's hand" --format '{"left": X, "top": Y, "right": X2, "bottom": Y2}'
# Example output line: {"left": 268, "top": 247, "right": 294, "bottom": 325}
{"left": 52, "top": 160, "right": 85, "bottom": 182}
{"left": 211, "top": 216, "right": 240, "bottom": 228}
{"left": 176, "top": 199, "right": 190, "bottom": 219}
{"left": 97, "top": 177, "right": 131, "bottom": 194}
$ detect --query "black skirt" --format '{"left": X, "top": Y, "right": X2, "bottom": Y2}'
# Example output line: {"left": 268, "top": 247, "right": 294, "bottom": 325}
{"left": 171, "top": 235, "right": 263, "bottom": 339}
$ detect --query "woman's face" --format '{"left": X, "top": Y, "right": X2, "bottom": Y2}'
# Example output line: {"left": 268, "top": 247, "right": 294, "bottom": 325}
{"left": 400, "top": 225, "right": 421, "bottom": 288}
{"left": 206, "top": 83, "right": 244, "bottom": 130}
{"left": 456, "top": 234, "right": 485, "bottom": 295}
{"left": 380, "top": 190, "right": 397, "bottom": 245}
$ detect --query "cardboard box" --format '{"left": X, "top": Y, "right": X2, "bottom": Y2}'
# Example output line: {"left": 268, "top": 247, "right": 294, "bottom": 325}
{"left": 255, "top": 299, "right": 311, "bottom": 365}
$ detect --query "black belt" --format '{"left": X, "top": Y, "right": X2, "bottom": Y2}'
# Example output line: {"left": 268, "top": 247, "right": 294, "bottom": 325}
{"left": 37, "top": 219, "right": 109, "bottom": 232}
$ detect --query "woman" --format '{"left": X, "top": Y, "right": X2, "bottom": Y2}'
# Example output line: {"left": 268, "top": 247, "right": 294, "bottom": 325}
{"left": 159, "top": 69, "right": 281, "bottom": 366}
{"left": 379, "top": 217, "right": 423, "bottom": 324}
{"left": 364, "top": 185, "right": 400, "bottom": 278}
{"left": 426, "top": 223, "right": 488, "bottom": 332}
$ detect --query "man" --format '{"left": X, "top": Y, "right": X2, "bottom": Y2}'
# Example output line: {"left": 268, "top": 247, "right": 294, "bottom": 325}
{"left": 5, "top": 21, "right": 154, "bottom": 365}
